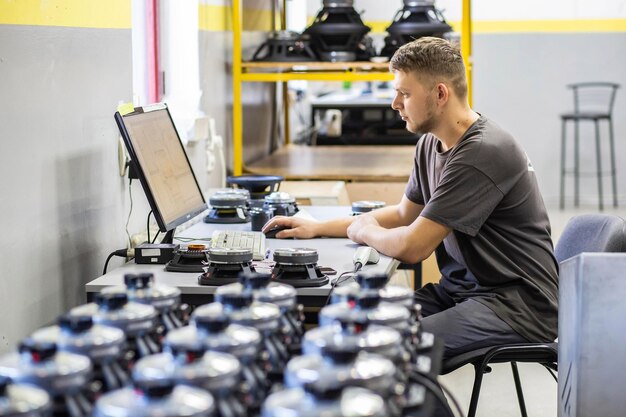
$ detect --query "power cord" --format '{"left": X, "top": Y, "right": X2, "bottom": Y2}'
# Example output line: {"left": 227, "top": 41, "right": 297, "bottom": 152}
{"left": 151, "top": 230, "right": 160, "bottom": 244}
{"left": 174, "top": 236, "right": 212, "bottom": 243}
{"left": 324, "top": 271, "right": 352, "bottom": 306}
{"left": 103, "top": 248, "right": 135, "bottom": 275}
{"left": 409, "top": 369, "right": 465, "bottom": 417}
{"left": 146, "top": 210, "right": 153, "bottom": 243}
{"left": 125, "top": 178, "right": 134, "bottom": 248}
{"left": 334, "top": 272, "right": 356, "bottom": 286}
{"left": 324, "top": 260, "right": 365, "bottom": 306}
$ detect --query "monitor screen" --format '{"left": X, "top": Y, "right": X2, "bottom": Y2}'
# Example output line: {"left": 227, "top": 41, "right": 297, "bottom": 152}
{"left": 115, "top": 104, "right": 207, "bottom": 233}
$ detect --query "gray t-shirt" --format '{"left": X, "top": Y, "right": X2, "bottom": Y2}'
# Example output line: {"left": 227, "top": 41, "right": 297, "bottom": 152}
{"left": 405, "top": 116, "right": 558, "bottom": 342}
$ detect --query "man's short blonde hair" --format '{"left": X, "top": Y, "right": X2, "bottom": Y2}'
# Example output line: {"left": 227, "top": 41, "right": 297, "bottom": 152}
{"left": 390, "top": 37, "right": 467, "bottom": 100}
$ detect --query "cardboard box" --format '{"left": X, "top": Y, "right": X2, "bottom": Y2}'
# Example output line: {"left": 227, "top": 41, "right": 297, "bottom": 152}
{"left": 280, "top": 180, "right": 350, "bottom": 206}
{"left": 345, "top": 182, "right": 406, "bottom": 205}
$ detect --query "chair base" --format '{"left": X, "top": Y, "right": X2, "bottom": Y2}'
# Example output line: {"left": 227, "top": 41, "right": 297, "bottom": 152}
{"left": 441, "top": 343, "right": 557, "bottom": 417}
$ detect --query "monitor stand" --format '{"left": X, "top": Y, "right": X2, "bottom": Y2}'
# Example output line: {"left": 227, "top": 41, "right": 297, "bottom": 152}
{"left": 162, "top": 229, "right": 175, "bottom": 244}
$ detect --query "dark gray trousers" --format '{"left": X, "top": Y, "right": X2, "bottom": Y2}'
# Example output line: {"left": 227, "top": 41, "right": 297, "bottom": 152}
{"left": 415, "top": 283, "right": 528, "bottom": 361}
{"left": 414, "top": 283, "right": 528, "bottom": 417}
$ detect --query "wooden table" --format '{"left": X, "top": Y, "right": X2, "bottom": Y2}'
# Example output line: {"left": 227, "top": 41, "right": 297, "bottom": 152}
{"left": 245, "top": 144, "right": 416, "bottom": 182}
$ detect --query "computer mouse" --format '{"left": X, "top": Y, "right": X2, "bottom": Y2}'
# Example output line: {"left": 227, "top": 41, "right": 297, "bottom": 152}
{"left": 264, "top": 226, "right": 291, "bottom": 239}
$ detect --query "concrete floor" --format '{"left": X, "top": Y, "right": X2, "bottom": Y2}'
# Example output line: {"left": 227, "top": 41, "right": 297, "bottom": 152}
{"left": 440, "top": 362, "right": 558, "bottom": 417}
{"left": 437, "top": 203, "right": 626, "bottom": 417}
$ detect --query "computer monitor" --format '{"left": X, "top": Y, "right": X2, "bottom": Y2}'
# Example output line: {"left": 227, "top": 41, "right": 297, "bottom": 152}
{"left": 114, "top": 103, "right": 207, "bottom": 242}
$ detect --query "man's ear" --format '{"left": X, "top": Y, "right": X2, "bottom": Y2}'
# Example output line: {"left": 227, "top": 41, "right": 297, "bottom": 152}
{"left": 436, "top": 83, "right": 449, "bottom": 103}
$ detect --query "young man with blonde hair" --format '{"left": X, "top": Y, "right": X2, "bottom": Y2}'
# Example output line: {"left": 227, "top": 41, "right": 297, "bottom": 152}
{"left": 263, "top": 37, "right": 558, "bottom": 361}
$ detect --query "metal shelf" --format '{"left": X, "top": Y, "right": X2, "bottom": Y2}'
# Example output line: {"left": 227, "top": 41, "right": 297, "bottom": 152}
{"left": 241, "top": 72, "right": 394, "bottom": 82}
{"left": 240, "top": 61, "right": 394, "bottom": 82}
{"left": 230, "top": 0, "right": 473, "bottom": 175}
{"left": 241, "top": 61, "right": 391, "bottom": 71}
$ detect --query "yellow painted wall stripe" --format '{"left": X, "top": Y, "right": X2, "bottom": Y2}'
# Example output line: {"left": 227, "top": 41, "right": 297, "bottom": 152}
{"left": 0, "top": 0, "right": 131, "bottom": 29}
{"left": 366, "top": 20, "right": 388, "bottom": 34}
{"left": 199, "top": 4, "right": 276, "bottom": 32}
{"left": 467, "top": 19, "right": 626, "bottom": 34}
{"left": 366, "top": 18, "right": 626, "bottom": 34}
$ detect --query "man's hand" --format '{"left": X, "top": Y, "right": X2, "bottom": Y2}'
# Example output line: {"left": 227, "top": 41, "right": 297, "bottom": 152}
{"left": 261, "top": 216, "right": 321, "bottom": 239}
{"left": 347, "top": 215, "right": 380, "bottom": 244}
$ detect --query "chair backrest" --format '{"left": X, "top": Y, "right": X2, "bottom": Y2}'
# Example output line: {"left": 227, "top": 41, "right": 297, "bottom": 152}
{"left": 567, "top": 82, "right": 620, "bottom": 116}
{"left": 555, "top": 214, "right": 626, "bottom": 263}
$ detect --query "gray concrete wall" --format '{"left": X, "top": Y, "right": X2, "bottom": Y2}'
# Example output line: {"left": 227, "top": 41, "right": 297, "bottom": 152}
{"left": 0, "top": 13, "right": 272, "bottom": 354}
{"left": 0, "top": 0, "right": 275, "bottom": 353}
{"left": 0, "top": 25, "right": 134, "bottom": 353}
{"left": 473, "top": 33, "right": 626, "bottom": 206}
{"left": 199, "top": 30, "right": 276, "bottom": 171}
{"left": 198, "top": 0, "right": 277, "bottom": 170}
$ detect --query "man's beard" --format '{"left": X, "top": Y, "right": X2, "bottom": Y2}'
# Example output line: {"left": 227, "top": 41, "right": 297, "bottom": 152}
{"left": 408, "top": 96, "right": 437, "bottom": 134}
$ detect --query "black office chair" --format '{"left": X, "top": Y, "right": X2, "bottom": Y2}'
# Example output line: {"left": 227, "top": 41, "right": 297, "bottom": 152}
{"left": 440, "top": 214, "right": 626, "bottom": 417}
{"left": 560, "top": 82, "right": 620, "bottom": 211}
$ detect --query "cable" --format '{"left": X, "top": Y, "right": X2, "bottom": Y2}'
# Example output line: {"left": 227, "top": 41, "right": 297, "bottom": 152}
{"left": 408, "top": 371, "right": 455, "bottom": 417}
{"left": 151, "top": 230, "right": 161, "bottom": 244}
{"left": 125, "top": 178, "right": 133, "bottom": 248}
{"left": 440, "top": 383, "right": 465, "bottom": 417}
{"left": 409, "top": 370, "right": 465, "bottom": 417}
{"left": 324, "top": 262, "right": 366, "bottom": 306}
{"left": 411, "top": 369, "right": 465, "bottom": 417}
{"left": 103, "top": 249, "right": 133, "bottom": 275}
{"left": 174, "top": 236, "right": 213, "bottom": 243}
{"left": 146, "top": 210, "right": 153, "bottom": 243}
{"left": 323, "top": 249, "right": 377, "bottom": 305}
{"left": 335, "top": 272, "right": 356, "bottom": 286}
{"left": 324, "top": 266, "right": 361, "bottom": 306}
{"left": 102, "top": 253, "right": 116, "bottom": 276}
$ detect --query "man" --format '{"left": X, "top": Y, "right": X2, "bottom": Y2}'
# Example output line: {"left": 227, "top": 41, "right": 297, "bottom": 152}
{"left": 262, "top": 37, "right": 558, "bottom": 360}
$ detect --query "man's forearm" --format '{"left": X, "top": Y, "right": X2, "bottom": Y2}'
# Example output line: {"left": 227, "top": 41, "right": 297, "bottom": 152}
{"left": 313, "top": 199, "right": 422, "bottom": 239}
{"left": 358, "top": 216, "right": 450, "bottom": 264}
{"left": 359, "top": 224, "right": 426, "bottom": 263}
{"left": 314, "top": 205, "right": 404, "bottom": 238}
{"left": 313, "top": 216, "right": 355, "bottom": 238}
{"left": 369, "top": 205, "right": 405, "bottom": 228}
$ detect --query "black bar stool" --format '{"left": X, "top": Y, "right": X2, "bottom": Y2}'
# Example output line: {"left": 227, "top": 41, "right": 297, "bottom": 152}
{"left": 560, "top": 82, "right": 620, "bottom": 210}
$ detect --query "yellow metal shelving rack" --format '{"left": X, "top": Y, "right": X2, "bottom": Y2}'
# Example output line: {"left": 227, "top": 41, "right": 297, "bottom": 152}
{"left": 230, "top": 0, "right": 472, "bottom": 175}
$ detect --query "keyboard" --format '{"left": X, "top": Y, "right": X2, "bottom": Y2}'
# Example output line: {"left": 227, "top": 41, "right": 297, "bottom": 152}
{"left": 210, "top": 230, "right": 266, "bottom": 260}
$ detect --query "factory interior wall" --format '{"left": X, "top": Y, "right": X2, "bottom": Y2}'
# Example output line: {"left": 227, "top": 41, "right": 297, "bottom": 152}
{"left": 0, "top": 0, "right": 276, "bottom": 354}
{"left": 199, "top": 29, "right": 278, "bottom": 169}
{"left": 0, "top": 3, "right": 137, "bottom": 353}
{"left": 473, "top": 32, "right": 626, "bottom": 206}
{"left": 200, "top": 0, "right": 280, "bottom": 168}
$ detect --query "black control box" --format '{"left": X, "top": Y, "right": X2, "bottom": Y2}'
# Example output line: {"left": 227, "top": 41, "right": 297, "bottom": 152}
{"left": 135, "top": 243, "right": 179, "bottom": 264}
